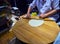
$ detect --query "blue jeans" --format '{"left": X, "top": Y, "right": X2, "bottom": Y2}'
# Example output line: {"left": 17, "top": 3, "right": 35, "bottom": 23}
{"left": 53, "top": 32, "right": 60, "bottom": 44}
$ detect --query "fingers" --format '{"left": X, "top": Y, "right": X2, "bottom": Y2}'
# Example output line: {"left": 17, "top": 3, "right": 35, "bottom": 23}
{"left": 22, "top": 14, "right": 31, "bottom": 19}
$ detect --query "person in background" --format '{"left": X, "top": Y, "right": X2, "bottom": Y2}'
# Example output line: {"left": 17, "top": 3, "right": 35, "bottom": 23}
{"left": 23, "top": 0, "right": 60, "bottom": 22}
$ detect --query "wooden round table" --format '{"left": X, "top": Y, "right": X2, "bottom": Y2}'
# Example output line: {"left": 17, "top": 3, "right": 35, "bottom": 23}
{"left": 12, "top": 16, "right": 60, "bottom": 44}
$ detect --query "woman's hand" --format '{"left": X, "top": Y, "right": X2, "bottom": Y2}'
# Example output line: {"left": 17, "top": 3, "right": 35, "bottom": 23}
{"left": 39, "top": 14, "right": 47, "bottom": 18}
{"left": 39, "top": 14, "right": 45, "bottom": 18}
{"left": 22, "top": 13, "right": 31, "bottom": 19}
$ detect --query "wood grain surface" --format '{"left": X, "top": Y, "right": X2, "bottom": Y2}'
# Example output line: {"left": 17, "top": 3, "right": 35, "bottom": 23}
{"left": 12, "top": 16, "right": 60, "bottom": 44}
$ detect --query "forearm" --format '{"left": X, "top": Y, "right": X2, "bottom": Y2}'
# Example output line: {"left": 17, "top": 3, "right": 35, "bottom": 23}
{"left": 40, "top": 9, "right": 57, "bottom": 18}
{"left": 27, "top": 0, "right": 36, "bottom": 14}
{"left": 45, "top": 9, "right": 57, "bottom": 16}
{"left": 22, "top": 7, "right": 32, "bottom": 18}
{"left": 27, "top": 7, "right": 32, "bottom": 15}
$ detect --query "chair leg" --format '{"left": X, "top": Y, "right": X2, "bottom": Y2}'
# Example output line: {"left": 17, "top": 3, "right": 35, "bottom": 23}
{"left": 9, "top": 37, "right": 27, "bottom": 44}
{"left": 49, "top": 42, "right": 53, "bottom": 44}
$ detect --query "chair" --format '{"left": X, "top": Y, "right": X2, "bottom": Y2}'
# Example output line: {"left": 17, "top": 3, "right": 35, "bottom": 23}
{"left": 0, "top": 6, "right": 12, "bottom": 34}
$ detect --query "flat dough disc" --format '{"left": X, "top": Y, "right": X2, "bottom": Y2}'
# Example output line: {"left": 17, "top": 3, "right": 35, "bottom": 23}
{"left": 29, "top": 19, "right": 44, "bottom": 27}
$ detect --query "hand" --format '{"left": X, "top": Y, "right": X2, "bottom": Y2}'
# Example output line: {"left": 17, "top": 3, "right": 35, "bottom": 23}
{"left": 39, "top": 14, "right": 47, "bottom": 18}
{"left": 39, "top": 14, "right": 44, "bottom": 18}
{"left": 22, "top": 13, "right": 31, "bottom": 19}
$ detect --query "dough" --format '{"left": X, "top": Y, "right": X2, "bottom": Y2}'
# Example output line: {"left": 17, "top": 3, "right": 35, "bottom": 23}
{"left": 29, "top": 19, "right": 44, "bottom": 27}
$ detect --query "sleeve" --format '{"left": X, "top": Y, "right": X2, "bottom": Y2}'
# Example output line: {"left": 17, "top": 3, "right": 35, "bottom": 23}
{"left": 29, "top": 0, "right": 36, "bottom": 9}
{"left": 52, "top": 0, "right": 60, "bottom": 10}
{"left": 40, "top": 0, "right": 52, "bottom": 14}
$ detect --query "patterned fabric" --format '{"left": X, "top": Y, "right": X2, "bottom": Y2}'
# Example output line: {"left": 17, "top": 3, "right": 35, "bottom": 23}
{"left": 29, "top": 0, "right": 60, "bottom": 21}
